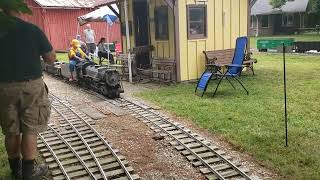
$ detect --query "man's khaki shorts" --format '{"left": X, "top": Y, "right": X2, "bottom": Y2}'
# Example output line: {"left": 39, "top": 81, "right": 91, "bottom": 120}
{"left": 0, "top": 78, "right": 50, "bottom": 135}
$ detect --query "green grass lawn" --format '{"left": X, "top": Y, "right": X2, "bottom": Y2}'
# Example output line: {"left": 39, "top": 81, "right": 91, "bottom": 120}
{"left": 136, "top": 52, "right": 320, "bottom": 179}
{"left": 0, "top": 134, "right": 10, "bottom": 177}
{"left": 56, "top": 53, "right": 69, "bottom": 62}
{"left": 250, "top": 34, "right": 320, "bottom": 49}
{"left": 56, "top": 53, "right": 111, "bottom": 65}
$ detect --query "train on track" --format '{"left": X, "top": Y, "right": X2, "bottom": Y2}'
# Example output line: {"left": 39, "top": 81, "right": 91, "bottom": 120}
{"left": 257, "top": 39, "right": 320, "bottom": 53}
{"left": 294, "top": 41, "right": 320, "bottom": 53}
{"left": 44, "top": 60, "right": 124, "bottom": 99}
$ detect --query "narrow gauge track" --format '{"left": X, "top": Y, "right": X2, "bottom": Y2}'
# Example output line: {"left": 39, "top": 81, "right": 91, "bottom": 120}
{"left": 84, "top": 90, "right": 253, "bottom": 180}
{"left": 37, "top": 93, "right": 139, "bottom": 180}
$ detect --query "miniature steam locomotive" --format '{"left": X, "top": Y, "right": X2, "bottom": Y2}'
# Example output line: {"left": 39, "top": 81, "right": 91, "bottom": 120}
{"left": 44, "top": 60, "right": 124, "bottom": 99}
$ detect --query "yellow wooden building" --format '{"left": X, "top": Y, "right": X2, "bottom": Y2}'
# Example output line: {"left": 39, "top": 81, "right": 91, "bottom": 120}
{"left": 98, "top": 0, "right": 251, "bottom": 81}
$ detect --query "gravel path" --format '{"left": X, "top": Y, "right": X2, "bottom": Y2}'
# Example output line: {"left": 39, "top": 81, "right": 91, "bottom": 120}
{"left": 44, "top": 74, "right": 205, "bottom": 180}
{"left": 44, "top": 74, "right": 277, "bottom": 180}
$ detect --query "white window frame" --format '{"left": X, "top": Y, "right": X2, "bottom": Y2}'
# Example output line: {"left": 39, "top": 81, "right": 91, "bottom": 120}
{"left": 261, "top": 15, "right": 269, "bottom": 28}
{"left": 250, "top": 16, "right": 254, "bottom": 28}
{"left": 282, "top": 13, "right": 294, "bottom": 27}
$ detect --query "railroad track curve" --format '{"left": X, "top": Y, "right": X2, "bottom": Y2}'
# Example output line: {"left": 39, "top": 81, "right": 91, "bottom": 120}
{"left": 112, "top": 98, "right": 252, "bottom": 180}
{"left": 84, "top": 90, "right": 253, "bottom": 180}
{"left": 37, "top": 93, "right": 139, "bottom": 180}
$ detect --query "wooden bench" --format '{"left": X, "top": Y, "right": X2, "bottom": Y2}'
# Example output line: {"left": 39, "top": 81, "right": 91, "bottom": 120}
{"left": 151, "top": 58, "right": 176, "bottom": 83}
{"left": 203, "top": 49, "right": 257, "bottom": 75}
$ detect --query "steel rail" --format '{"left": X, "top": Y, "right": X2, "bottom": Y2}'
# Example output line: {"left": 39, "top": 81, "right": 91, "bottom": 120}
{"left": 50, "top": 85, "right": 250, "bottom": 179}
{"left": 50, "top": 93, "right": 134, "bottom": 180}
{"left": 50, "top": 101, "right": 106, "bottom": 180}
{"left": 38, "top": 133, "right": 71, "bottom": 180}
{"left": 121, "top": 101, "right": 225, "bottom": 179}
{"left": 46, "top": 125, "right": 96, "bottom": 179}
{"left": 120, "top": 98, "right": 252, "bottom": 180}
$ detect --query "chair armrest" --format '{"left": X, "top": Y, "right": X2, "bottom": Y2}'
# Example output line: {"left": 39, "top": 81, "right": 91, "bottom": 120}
{"left": 206, "top": 63, "right": 223, "bottom": 66}
{"left": 225, "top": 64, "right": 243, "bottom": 68}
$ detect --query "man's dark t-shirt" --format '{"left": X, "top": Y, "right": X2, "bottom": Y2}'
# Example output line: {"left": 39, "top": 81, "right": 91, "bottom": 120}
{"left": 0, "top": 17, "right": 53, "bottom": 82}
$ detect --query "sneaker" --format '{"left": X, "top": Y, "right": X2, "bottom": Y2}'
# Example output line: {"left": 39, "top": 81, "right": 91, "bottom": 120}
{"left": 28, "top": 164, "right": 48, "bottom": 180}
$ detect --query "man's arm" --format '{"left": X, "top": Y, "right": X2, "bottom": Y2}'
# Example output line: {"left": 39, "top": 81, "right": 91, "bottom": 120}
{"left": 42, "top": 51, "right": 56, "bottom": 65}
{"left": 79, "top": 48, "right": 90, "bottom": 59}
{"left": 37, "top": 27, "right": 55, "bottom": 64}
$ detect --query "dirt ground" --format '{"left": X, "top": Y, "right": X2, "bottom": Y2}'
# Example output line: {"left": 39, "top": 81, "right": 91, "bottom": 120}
{"left": 44, "top": 74, "right": 277, "bottom": 180}
{"left": 44, "top": 74, "right": 204, "bottom": 180}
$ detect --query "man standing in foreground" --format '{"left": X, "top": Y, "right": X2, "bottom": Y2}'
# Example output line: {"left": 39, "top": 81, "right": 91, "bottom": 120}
{"left": 83, "top": 24, "right": 96, "bottom": 54}
{"left": 0, "top": 4, "right": 56, "bottom": 180}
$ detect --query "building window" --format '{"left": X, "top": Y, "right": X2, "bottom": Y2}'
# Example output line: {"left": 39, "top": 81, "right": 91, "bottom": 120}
{"left": 282, "top": 14, "right": 294, "bottom": 26}
{"left": 155, "top": 6, "right": 169, "bottom": 40}
{"left": 187, "top": 5, "right": 207, "bottom": 39}
{"left": 261, "top": 15, "right": 269, "bottom": 28}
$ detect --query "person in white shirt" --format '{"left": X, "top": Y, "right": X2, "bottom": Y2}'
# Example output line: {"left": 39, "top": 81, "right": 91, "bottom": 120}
{"left": 83, "top": 24, "right": 96, "bottom": 54}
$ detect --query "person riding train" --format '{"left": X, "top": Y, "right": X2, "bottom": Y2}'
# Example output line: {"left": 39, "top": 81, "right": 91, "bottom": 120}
{"left": 68, "top": 39, "right": 90, "bottom": 81}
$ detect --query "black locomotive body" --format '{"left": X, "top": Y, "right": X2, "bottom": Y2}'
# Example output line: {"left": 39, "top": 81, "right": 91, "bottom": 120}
{"left": 45, "top": 61, "right": 124, "bottom": 99}
{"left": 76, "top": 61, "right": 124, "bottom": 98}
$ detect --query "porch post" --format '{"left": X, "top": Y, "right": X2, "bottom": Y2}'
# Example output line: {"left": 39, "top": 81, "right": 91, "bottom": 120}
{"left": 173, "top": 0, "right": 181, "bottom": 82}
{"left": 124, "top": 0, "right": 132, "bottom": 83}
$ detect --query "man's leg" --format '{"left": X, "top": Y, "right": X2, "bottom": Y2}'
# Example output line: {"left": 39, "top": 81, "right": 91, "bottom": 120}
{"left": 5, "top": 134, "right": 21, "bottom": 158}
{"left": 20, "top": 79, "right": 49, "bottom": 180}
{"left": 21, "top": 134, "right": 47, "bottom": 180}
{"left": 21, "top": 134, "right": 37, "bottom": 160}
{"left": 5, "top": 134, "right": 22, "bottom": 179}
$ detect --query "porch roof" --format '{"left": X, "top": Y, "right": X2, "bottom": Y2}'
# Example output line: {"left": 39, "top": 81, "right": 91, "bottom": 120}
{"left": 93, "top": 0, "right": 175, "bottom": 8}
{"left": 94, "top": 0, "right": 118, "bottom": 7}
{"left": 251, "top": 0, "right": 309, "bottom": 15}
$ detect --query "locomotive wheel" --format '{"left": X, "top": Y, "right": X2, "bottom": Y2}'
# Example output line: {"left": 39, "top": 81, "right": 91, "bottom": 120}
{"left": 107, "top": 88, "right": 120, "bottom": 99}
{"left": 100, "top": 86, "right": 108, "bottom": 96}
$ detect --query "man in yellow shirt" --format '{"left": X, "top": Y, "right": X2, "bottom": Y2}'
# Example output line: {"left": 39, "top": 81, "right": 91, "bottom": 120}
{"left": 68, "top": 39, "right": 89, "bottom": 81}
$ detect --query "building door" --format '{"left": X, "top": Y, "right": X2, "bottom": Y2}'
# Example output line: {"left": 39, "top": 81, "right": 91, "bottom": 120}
{"left": 133, "top": 0, "right": 150, "bottom": 67}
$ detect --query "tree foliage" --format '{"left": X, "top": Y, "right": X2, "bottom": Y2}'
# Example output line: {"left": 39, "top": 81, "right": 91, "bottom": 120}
{"left": 0, "top": 0, "right": 32, "bottom": 14}
{"left": 0, "top": 0, "right": 32, "bottom": 33}
{"left": 270, "top": 0, "right": 287, "bottom": 8}
{"left": 308, "top": 0, "right": 320, "bottom": 14}
{"left": 270, "top": 0, "right": 320, "bottom": 15}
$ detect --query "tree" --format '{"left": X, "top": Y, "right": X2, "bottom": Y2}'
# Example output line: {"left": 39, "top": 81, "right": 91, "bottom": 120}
{"left": 270, "top": 0, "right": 287, "bottom": 8}
{"left": 308, "top": 0, "right": 320, "bottom": 14}
{"left": 270, "top": 0, "right": 320, "bottom": 14}
{"left": 0, "top": 0, "right": 32, "bottom": 33}
{"left": 270, "top": 0, "right": 320, "bottom": 24}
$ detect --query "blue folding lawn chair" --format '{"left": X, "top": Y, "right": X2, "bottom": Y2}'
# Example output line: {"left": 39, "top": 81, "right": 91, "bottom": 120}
{"left": 195, "top": 36, "right": 249, "bottom": 97}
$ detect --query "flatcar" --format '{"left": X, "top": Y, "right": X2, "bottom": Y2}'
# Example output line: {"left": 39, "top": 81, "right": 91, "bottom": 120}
{"left": 44, "top": 60, "right": 124, "bottom": 99}
{"left": 294, "top": 41, "right": 320, "bottom": 53}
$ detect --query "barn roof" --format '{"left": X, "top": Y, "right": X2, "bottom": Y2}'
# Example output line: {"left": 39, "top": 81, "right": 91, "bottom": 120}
{"left": 33, "top": 0, "right": 96, "bottom": 8}
{"left": 251, "top": 0, "right": 309, "bottom": 15}
{"left": 93, "top": 0, "right": 117, "bottom": 7}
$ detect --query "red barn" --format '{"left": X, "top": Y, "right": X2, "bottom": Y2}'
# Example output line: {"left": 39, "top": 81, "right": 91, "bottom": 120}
{"left": 21, "top": 0, "right": 121, "bottom": 51}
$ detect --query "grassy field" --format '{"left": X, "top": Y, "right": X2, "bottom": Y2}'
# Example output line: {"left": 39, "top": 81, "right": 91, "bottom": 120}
{"left": 250, "top": 34, "right": 320, "bottom": 49}
{"left": 0, "top": 135, "right": 10, "bottom": 177}
{"left": 136, "top": 53, "right": 320, "bottom": 179}
{"left": 56, "top": 53, "right": 69, "bottom": 62}
{"left": 56, "top": 53, "right": 111, "bottom": 65}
